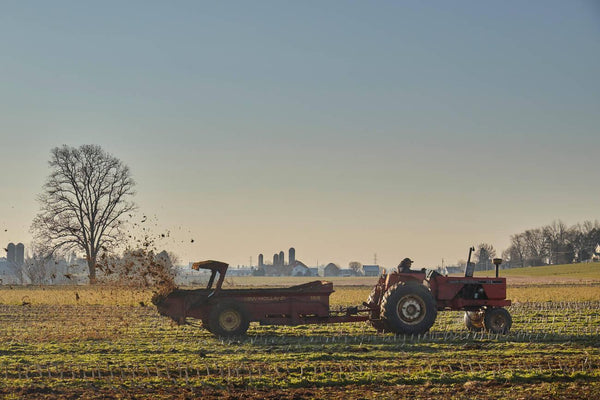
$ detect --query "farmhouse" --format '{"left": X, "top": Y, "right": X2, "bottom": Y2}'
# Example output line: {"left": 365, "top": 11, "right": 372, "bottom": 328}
{"left": 592, "top": 244, "right": 600, "bottom": 262}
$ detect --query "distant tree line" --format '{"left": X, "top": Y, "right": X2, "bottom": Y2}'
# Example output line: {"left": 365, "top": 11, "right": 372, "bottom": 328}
{"left": 456, "top": 220, "right": 600, "bottom": 272}
{"left": 502, "top": 220, "right": 600, "bottom": 268}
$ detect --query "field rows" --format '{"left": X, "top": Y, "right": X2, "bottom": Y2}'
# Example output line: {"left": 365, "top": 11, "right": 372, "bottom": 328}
{"left": 1, "top": 284, "right": 599, "bottom": 398}
{"left": 2, "top": 301, "right": 599, "bottom": 342}
{"left": 1, "top": 356, "right": 598, "bottom": 389}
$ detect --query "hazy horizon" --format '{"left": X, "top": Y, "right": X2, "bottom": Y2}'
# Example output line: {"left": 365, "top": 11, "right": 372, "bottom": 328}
{"left": 1, "top": 1, "right": 599, "bottom": 270}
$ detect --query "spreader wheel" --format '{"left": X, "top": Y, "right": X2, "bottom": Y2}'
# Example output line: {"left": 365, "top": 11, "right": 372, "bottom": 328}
{"left": 484, "top": 307, "right": 512, "bottom": 334}
{"left": 202, "top": 319, "right": 212, "bottom": 333}
{"left": 366, "top": 286, "right": 388, "bottom": 332}
{"left": 464, "top": 311, "right": 484, "bottom": 332}
{"left": 380, "top": 283, "right": 437, "bottom": 335}
{"left": 208, "top": 301, "right": 250, "bottom": 337}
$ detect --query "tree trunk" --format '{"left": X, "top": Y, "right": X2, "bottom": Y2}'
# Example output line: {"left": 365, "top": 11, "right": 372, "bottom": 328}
{"left": 88, "top": 256, "right": 97, "bottom": 284}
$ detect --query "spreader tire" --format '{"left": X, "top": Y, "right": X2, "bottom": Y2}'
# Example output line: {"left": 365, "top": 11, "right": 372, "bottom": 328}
{"left": 380, "top": 283, "right": 437, "bottom": 335}
{"left": 367, "top": 286, "right": 388, "bottom": 332}
{"left": 208, "top": 301, "right": 250, "bottom": 337}
{"left": 464, "top": 311, "right": 484, "bottom": 332}
{"left": 483, "top": 307, "right": 512, "bottom": 334}
{"left": 366, "top": 286, "right": 381, "bottom": 307}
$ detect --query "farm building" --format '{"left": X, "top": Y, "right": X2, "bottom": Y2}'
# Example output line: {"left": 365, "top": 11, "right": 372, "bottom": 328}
{"left": 323, "top": 263, "right": 341, "bottom": 276}
{"left": 0, "top": 258, "right": 20, "bottom": 284}
{"left": 227, "top": 267, "right": 253, "bottom": 277}
{"left": 291, "top": 261, "right": 311, "bottom": 276}
{"left": 362, "top": 265, "right": 380, "bottom": 276}
{"left": 340, "top": 268, "right": 359, "bottom": 277}
{"left": 592, "top": 244, "right": 600, "bottom": 262}
{"left": 443, "top": 266, "right": 465, "bottom": 275}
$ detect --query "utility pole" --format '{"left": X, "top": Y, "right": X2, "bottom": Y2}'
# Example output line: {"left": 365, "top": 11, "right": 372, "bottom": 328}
{"left": 374, "top": 253, "right": 377, "bottom": 265}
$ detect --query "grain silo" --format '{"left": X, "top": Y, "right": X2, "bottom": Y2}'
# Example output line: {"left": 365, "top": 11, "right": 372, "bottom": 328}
{"left": 7, "top": 243, "right": 15, "bottom": 263}
{"left": 15, "top": 243, "right": 24, "bottom": 266}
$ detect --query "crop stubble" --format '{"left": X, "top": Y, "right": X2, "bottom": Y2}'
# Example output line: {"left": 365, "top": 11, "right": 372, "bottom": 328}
{"left": 0, "top": 283, "right": 598, "bottom": 399}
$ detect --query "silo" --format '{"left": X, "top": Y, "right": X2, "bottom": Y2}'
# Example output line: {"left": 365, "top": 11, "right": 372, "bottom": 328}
{"left": 279, "top": 251, "right": 285, "bottom": 266}
{"left": 7, "top": 243, "right": 15, "bottom": 263}
{"left": 273, "top": 253, "right": 279, "bottom": 266}
{"left": 258, "top": 254, "right": 264, "bottom": 267}
{"left": 289, "top": 247, "right": 296, "bottom": 265}
{"left": 15, "top": 243, "right": 24, "bottom": 266}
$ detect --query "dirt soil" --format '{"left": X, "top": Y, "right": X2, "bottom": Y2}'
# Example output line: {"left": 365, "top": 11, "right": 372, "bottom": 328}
{"left": 4, "top": 382, "right": 599, "bottom": 400}
{"left": 506, "top": 276, "right": 600, "bottom": 285}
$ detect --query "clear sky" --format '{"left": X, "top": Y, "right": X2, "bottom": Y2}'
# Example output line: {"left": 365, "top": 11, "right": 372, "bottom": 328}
{"left": 1, "top": 1, "right": 599, "bottom": 269}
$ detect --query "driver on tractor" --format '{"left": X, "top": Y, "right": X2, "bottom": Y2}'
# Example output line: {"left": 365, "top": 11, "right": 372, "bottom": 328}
{"left": 398, "top": 258, "right": 414, "bottom": 273}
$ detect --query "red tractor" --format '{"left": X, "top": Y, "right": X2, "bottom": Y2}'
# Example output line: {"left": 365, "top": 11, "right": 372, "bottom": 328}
{"left": 366, "top": 247, "right": 512, "bottom": 334}
{"left": 154, "top": 248, "right": 512, "bottom": 337}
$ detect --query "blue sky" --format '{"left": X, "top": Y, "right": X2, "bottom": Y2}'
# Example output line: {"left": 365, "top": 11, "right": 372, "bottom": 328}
{"left": 1, "top": 1, "right": 599, "bottom": 268}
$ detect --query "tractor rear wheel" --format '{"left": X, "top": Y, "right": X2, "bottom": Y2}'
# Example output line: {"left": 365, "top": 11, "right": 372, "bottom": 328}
{"left": 464, "top": 311, "right": 484, "bottom": 332}
{"left": 484, "top": 307, "right": 512, "bottom": 334}
{"left": 380, "top": 283, "right": 437, "bottom": 335}
{"left": 208, "top": 301, "right": 250, "bottom": 337}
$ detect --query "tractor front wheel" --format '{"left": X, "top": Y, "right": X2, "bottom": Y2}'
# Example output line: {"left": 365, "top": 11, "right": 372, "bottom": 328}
{"left": 208, "top": 301, "right": 250, "bottom": 337}
{"left": 380, "top": 283, "right": 437, "bottom": 335}
{"left": 484, "top": 307, "right": 512, "bottom": 334}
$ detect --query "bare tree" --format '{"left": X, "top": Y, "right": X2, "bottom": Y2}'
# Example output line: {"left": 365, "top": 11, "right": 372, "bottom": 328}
{"left": 31, "top": 145, "right": 136, "bottom": 283}
{"left": 542, "top": 220, "right": 573, "bottom": 265}
{"left": 522, "top": 228, "right": 547, "bottom": 266}
{"left": 474, "top": 243, "right": 496, "bottom": 271}
{"left": 5, "top": 259, "right": 24, "bottom": 285}
{"left": 579, "top": 220, "right": 600, "bottom": 261}
{"left": 349, "top": 261, "right": 362, "bottom": 275}
{"left": 506, "top": 233, "right": 527, "bottom": 268}
{"left": 569, "top": 224, "right": 587, "bottom": 263}
{"left": 22, "top": 248, "right": 57, "bottom": 285}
